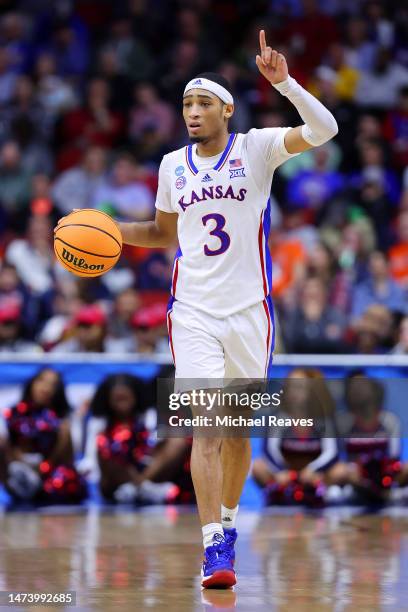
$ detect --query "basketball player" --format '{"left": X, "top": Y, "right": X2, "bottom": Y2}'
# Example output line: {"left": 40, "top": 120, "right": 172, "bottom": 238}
{"left": 58, "top": 30, "right": 338, "bottom": 588}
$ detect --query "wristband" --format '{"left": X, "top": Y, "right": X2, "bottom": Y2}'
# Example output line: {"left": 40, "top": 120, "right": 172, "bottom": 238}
{"left": 272, "top": 76, "right": 298, "bottom": 96}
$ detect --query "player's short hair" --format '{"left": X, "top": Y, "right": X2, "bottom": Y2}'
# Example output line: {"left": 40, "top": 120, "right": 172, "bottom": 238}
{"left": 194, "top": 72, "right": 232, "bottom": 98}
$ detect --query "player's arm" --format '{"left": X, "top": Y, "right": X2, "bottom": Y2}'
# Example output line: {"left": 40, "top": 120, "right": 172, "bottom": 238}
{"left": 54, "top": 208, "right": 178, "bottom": 248}
{"left": 256, "top": 30, "right": 338, "bottom": 154}
{"left": 118, "top": 155, "right": 178, "bottom": 248}
{"left": 117, "top": 209, "right": 178, "bottom": 248}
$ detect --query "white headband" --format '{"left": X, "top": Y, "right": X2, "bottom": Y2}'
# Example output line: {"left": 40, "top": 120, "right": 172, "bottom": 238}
{"left": 184, "top": 77, "right": 234, "bottom": 105}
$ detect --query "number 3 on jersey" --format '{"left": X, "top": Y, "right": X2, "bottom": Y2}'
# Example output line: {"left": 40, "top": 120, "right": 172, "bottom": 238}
{"left": 202, "top": 213, "right": 231, "bottom": 256}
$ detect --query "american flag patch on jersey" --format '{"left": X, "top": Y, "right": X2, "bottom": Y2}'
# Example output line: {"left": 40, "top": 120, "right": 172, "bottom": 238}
{"left": 229, "top": 158, "right": 243, "bottom": 168}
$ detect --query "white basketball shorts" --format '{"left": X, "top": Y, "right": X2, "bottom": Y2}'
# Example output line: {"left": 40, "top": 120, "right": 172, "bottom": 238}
{"left": 166, "top": 297, "right": 275, "bottom": 381}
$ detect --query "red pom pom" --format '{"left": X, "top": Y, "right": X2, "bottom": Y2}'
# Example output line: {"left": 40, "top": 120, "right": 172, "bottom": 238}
{"left": 40, "top": 461, "right": 51, "bottom": 474}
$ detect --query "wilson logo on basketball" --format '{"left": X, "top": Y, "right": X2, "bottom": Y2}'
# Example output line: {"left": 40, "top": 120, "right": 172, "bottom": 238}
{"left": 61, "top": 247, "right": 105, "bottom": 272}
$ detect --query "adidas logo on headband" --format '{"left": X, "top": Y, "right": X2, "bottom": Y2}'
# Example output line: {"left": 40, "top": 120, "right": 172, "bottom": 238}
{"left": 184, "top": 77, "right": 234, "bottom": 105}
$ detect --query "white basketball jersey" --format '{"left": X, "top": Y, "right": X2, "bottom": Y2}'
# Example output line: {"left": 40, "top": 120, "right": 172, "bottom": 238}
{"left": 155, "top": 128, "right": 298, "bottom": 317}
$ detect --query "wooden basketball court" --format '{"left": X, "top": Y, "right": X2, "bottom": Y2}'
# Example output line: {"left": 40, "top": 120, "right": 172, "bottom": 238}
{"left": 1, "top": 507, "right": 408, "bottom": 611}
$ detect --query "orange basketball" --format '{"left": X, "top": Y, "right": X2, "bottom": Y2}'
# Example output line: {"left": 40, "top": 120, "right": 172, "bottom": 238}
{"left": 54, "top": 209, "right": 123, "bottom": 277}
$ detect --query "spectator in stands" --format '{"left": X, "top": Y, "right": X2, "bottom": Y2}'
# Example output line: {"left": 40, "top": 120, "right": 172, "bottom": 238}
{"left": 337, "top": 219, "right": 376, "bottom": 276}
{"left": 345, "top": 112, "right": 387, "bottom": 175}
{"left": 305, "top": 242, "right": 345, "bottom": 310}
{"left": 0, "top": 46, "right": 16, "bottom": 105}
{"left": 286, "top": 143, "right": 344, "bottom": 213}
{"left": 57, "top": 77, "right": 123, "bottom": 170}
{"left": 128, "top": 83, "right": 176, "bottom": 164}
{"left": 306, "top": 65, "right": 356, "bottom": 164}
{"left": 389, "top": 211, "right": 408, "bottom": 288}
{"left": 323, "top": 43, "right": 361, "bottom": 102}
{"left": 0, "top": 261, "right": 28, "bottom": 318}
{"left": 47, "top": 19, "right": 89, "bottom": 78}
{"left": 351, "top": 251, "right": 407, "bottom": 320}
{"left": 51, "top": 304, "right": 109, "bottom": 353}
{"left": 29, "top": 173, "right": 54, "bottom": 216}
{"left": 355, "top": 113, "right": 383, "bottom": 148}
{"left": 281, "top": 206, "right": 320, "bottom": 255}
{"left": 355, "top": 166, "right": 394, "bottom": 250}
{"left": 176, "top": 7, "right": 205, "bottom": 45}
{"left": 282, "top": 276, "right": 347, "bottom": 353}
{"left": 281, "top": 0, "right": 339, "bottom": 73}
{"left": 129, "top": 83, "right": 176, "bottom": 147}
{"left": 343, "top": 17, "right": 376, "bottom": 71}
{"left": 38, "top": 282, "right": 84, "bottom": 351}
{"left": 0, "top": 303, "right": 41, "bottom": 353}
{"left": 0, "top": 75, "right": 48, "bottom": 143}
{"left": 4, "top": 367, "right": 86, "bottom": 503}
{"left": 161, "top": 40, "right": 201, "bottom": 106}
{"left": 394, "top": 3, "right": 408, "bottom": 66}
{"left": 129, "top": 304, "right": 170, "bottom": 355}
{"left": 252, "top": 368, "right": 339, "bottom": 506}
{"left": 391, "top": 316, "right": 408, "bottom": 354}
{"left": 383, "top": 86, "right": 408, "bottom": 170}
{"left": 365, "top": 1, "right": 395, "bottom": 49}
{"left": 34, "top": 53, "right": 77, "bottom": 118}
{"left": 106, "top": 288, "right": 141, "bottom": 352}
{"left": 0, "top": 12, "right": 30, "bottom": 74}
{"left": 0, "top": 259, "right": 46, "bottom": 336}
{"left": 320, "top": 219, "right": 376, "bottom": 314}
{"left": 269, "top": 226, "right": 306, "bottom": 304}
{"left": 350, "top": 304, "right": 395, "bottom": 354}
{"left": 350, "top": 139, "right": 400, "bottom": 208}
{"left": 52, "top": 146, "right": 107, "bottom": 215}
{"left": 96, "top": 260, "right": 137, "bottom": 299}
{"left": 0, "top": 140, "right": 32, "bottom": 231}
{"left": 90, "top": 373, "right": 191, "bottom": 503}
{"left": 5, "top": 214, "right": 55, "bottom": 295}
{"left": 355, "top": 47, "right": 408, "bottom": 109}
{"left": 332, "top": 374, "right": 403, "bottom": 500}
{"left": 137, "top": 246, "right": 176, "bottom": 290}
{"left": 400, "top": 188, "right": 408, "bottom": 212}
{"left": 11, "top": 116, "right": 53, "bottom": 176}
{"left": 218, "top": 61, "right": 251, "bottom": 134}
{"left": 97, "top": 47, "right": 132, "bottom": 112}
{"left": 107, "top": 18, "right": 154, "bottom": 82}
{"left": 92, "top": 152, "right": 154, "bottom": 220}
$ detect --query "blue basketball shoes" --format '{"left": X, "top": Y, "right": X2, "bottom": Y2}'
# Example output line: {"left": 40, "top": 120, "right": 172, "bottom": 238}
{"left": 201, "top": 533, "right": 236, "bottom": 589}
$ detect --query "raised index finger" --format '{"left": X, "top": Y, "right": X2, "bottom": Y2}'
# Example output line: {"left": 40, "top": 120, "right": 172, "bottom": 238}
{"left": 259, "top": 29, "right": 267, "bottom": 52}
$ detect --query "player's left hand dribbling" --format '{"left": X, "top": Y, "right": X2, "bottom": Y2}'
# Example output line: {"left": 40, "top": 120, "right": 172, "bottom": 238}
{"left": 54, "top": 209, "right": 80, "bottom": 234}
{"left": 256, "top": 29, "right": 288, "bottom": 85}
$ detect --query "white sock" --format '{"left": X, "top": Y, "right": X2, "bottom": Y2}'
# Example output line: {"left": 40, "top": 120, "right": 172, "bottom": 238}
{"left": 202, "top": 522, "right": 224, "bottom": 549}
{"left": 221, "top": 504, "right": 239, "bottom": 529}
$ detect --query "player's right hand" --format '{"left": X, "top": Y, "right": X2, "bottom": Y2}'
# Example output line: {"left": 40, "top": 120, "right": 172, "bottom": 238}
{"left": 54, "top": 209, "right": 80, "bottom": 233}
{"left": 256, "top": 29, "right": 288, "bottom": 85}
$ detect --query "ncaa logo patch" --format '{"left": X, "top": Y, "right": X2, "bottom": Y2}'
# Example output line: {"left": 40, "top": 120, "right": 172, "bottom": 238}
{"left": 175, "top": 176, "right": 187, "bottom": 189}
{"left": 175, "top": 165, "right": 185, "bottom": 176}
{"left": 229, "top": 167, "right": 246, "bottom": 179}
{"left": 192, "top": 79, "right": 202, "bottom": 85}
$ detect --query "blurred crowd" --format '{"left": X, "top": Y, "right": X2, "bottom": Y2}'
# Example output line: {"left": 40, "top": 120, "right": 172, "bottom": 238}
{"left": 0, "top": 0, "right": 406, "bottom": 354}
{"left": 0, "top": 366, "right": 405, "bottom": 508}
